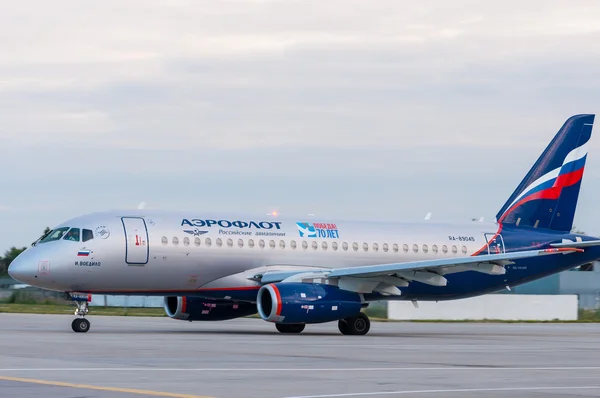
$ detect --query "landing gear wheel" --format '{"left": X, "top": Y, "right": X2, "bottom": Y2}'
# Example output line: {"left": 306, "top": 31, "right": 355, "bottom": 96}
{"left": 275, "top": 323, "right": 305, "bottom": 334}
{"left": 69, "top": 293, "right": 91, "bottom": 333}
{"left": 338, "top": 319, "right": 349, "bottom": 335}
{"left": 339, "top": 313, "right": 370, "bottom": 336}
{"left": 71, "top": 318, "right": 90, "bottom": 333}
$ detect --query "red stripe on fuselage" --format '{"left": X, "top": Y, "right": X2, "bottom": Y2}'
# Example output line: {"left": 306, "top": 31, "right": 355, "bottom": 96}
{"left": 196, "top": 286, "right": 261, "bottom": 291}
{"left": 78, "top": 286, "right": 261, "bottom": 294}
{"left": 270, "top": 284, "right": 283, "bottom": 316}
{"left": 181, "top": 296, "right": 187, "bottom": 313}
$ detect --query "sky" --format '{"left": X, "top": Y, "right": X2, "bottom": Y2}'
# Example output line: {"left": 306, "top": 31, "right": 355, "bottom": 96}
{"left": 1, "top": 0, "right": 600, "bottom": 252}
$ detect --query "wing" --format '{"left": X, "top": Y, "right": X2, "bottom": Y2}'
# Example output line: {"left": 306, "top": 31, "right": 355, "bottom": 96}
{"left": 550, "top": 240, "right": 600, "bottom": 248}
{"left": 253, "top": 248, "right": 583, "bottom": 295}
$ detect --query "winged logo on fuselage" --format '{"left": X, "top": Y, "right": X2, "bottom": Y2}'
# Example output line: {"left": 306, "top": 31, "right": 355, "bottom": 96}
{"left": 183, "top": 229, "right": 209, "bottom": 236}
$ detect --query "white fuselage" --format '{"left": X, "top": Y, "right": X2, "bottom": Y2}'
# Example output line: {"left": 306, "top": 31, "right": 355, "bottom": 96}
{"left": 13, "top": 210, "right": 500, "bottom": 296}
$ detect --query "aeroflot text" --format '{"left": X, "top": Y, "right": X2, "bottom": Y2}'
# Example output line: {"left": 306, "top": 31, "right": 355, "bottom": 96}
{"left": 181, "top": 219, "right": 282, "bottom": 229}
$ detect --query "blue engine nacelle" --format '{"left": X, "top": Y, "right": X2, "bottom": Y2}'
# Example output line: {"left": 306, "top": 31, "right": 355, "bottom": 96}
{"left": 164, "top": 296, "right": 257, "bottom": 321}
{"left": 256, "top": 283, "right": 363, "bottom": 324}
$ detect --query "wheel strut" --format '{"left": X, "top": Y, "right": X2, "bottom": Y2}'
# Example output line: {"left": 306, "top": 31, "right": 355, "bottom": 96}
{"left": 69, "top": 292, "right": 92, "bottom": 333}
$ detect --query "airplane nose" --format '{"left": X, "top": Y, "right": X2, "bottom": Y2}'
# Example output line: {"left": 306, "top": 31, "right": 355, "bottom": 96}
{"left": 8, "top": 250, "right": 37, "bottom": 284}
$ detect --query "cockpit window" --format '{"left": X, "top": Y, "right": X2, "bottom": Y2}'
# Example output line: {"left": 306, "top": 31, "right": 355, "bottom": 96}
{"left": 63, "top": 228, "right": 80, "bottom": 242}
{"left": 39, "top": 227, "right": 70, "bottom": 243}
{"left": 82, "top": 229, "right": 94, "bottom": 242}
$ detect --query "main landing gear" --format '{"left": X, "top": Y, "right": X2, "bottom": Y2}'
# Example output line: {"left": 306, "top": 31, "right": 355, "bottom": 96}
{"left": 275, "top": 323, "right": 306, "bottom": 334}
{"left": 338, "top": 313, "right": 370, "bottom": 335}
{"left": 69, "top": 293, "right": 91, "bottom": 333}
{"left": 274, "top": 313, "right": 371, "bottom": 335}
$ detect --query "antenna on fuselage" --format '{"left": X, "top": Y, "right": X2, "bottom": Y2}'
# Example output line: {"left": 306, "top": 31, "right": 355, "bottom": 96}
{"left": 424, "top": 212, "right": 432, "bottom": 220}
{"left": 138, "top": 202, "right": 146, "bottom": 210}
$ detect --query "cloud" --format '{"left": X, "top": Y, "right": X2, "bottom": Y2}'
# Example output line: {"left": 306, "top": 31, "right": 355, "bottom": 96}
{"left": 1, "top": 1, "right": 600, "bottom": 247}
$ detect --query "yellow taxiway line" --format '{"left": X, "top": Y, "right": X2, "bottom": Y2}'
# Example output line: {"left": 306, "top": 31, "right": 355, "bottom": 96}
{"left": 0, "top": 375, "right": 214, "bottom": 398}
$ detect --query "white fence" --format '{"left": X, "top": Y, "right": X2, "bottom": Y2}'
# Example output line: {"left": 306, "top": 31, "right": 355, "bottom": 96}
{"left": 89, "top": 295, "right": 164, "bottom": 308}
{"left": 388, "top": 294, "right": 578, "bottom": 321}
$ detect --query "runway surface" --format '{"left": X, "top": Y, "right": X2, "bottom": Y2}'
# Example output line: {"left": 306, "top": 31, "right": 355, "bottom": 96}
{"left": 1, "top": 314, "right": 600, "bottom": 398}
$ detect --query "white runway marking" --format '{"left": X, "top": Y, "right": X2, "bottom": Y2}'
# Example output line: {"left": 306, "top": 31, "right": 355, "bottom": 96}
{"left": 283, "top": 385, "right": 600, "bottom": 398}
{"left": 1, "top": 366, "right": 600, "bottom": 372}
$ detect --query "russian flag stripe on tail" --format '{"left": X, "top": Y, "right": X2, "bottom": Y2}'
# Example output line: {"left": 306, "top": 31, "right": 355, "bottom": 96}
{"left": 496, "top": 114, "right": 595, "bottom": 232}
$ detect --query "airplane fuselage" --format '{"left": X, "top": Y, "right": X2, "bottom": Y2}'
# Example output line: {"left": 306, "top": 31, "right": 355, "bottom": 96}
{"left": 14, "top": 210, "right": 599, "bottom": 303}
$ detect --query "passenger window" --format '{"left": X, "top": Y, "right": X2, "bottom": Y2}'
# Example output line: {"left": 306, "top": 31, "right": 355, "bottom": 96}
{"left": 373, "top": 243, "right": 379, "bottom": 252}
{"left": 393, "top": 243, "right": 399, "bottom": 252}
{"left": 422, "top": 244, "right": 428, "bottom": 253}
{"left": 452, "top": 245, "right": 458, "bottom": 254}
{"left": 432, "top": 244, "right": 438, "bottom": 254}
{"left": 412, "top": 244, "right": 418, "bottom": 253}
{"left": 63, "top": 228, "right": 80, "bottom": 242}
{"left": 402, "top": 244, "right": 408, "bottom": 253}
{"left": 279, "top": 240, "right": 285, "bottom": 249}
{"left": 352, "top": 242, "right": 359, "bottom": 251}
{"left": 442, "top": 245, "right": 448, "bottom": 254}
{"left": 461, "top": 245, "right": 468, "bottom": 254}
{"left": 82, "top": 229, "right": 94, "bottom": 242}
{"left": 383, "top": 243, "right": 388, "bottom": 252}
{"left": 216, "top": 238, "right": 222, "bottom": 247}
{"left": 249, "top": 239, "right": 255, "bottom": 248}
{"left": 362, "top": 242, "right": 368, "bottom": 252}
{"left": 332, "top": 242, "right": 338, "bottom": 251}
{"left": 173, "top": 237, "right": 179, "bottom": 246}
{"left": 312, "top": 241, "right": 318, "bottom": 250}
{"left": 238, "top": 239, "right": 244, "bottom": 248}
{"left": 183, "top": 237, "right": 190, "bottom": 246}
{"left": 194, "top": 237, "right": 201, "bottom": 247}
{"left": 291, "top": 240, "right": 297, "bottom": 249}
{"left": 342, "top": 242, "right": 348, "bottom": 251}
{"left": 302, "top": 241, "right": 308, "bottom": 249}
{"left": 205, "top": 238, "right": 212, "bottom": 247}
{"left": 40, "top": 227, "right": 70, "bottom": 243}
{"left": 227, "top": 238, "right": 233, "bottom": 247}
{"left": 322, "top": 241, "right": 328, "bottom": 250}
{"left": 269, "top": 240, "right": 276, "bottom": 249}
{"left": 259, "top": 239, "right": 265, "bottom": 248}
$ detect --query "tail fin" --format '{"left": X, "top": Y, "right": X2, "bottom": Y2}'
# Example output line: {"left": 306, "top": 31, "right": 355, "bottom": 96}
{"left": 496, "top": 114, "right": 595, "bottom": 231}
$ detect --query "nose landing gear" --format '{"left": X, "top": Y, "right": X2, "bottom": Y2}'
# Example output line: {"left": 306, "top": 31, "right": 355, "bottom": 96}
{"left": 69, "top": 292, "right": 91, "bottom": 333}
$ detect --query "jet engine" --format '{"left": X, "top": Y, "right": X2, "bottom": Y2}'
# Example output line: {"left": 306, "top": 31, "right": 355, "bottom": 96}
{"left": 164, "top": 296, "right": 257, "bottom": 321}
{"left": 256, "top": 282, "right": 363, "bottom": 324}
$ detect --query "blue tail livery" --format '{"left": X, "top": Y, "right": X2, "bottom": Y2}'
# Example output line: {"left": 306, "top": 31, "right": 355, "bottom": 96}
{"left": 496, "top": 114, "right": 595, "bottom": 231}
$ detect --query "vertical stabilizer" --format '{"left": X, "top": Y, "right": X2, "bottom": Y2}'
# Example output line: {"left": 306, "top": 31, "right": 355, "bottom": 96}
{"left": 496, "top": 114, "right": 595, "bottom": 231}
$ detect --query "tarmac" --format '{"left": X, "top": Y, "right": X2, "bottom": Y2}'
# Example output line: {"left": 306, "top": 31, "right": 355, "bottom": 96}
{"left": 1, "top": 313, "right": 600, "bottom": 398}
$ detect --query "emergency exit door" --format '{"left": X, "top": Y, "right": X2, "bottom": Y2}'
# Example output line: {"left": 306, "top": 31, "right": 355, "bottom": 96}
{"left": 484, "top": 233, "right": 505, "bottom": 254}
{"left": 122, "top": 217, "right": 149, "bottom": 265}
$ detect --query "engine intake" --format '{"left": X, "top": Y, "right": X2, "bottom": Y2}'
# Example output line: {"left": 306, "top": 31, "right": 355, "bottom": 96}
{"left": 257, "top": 282, "right": 363, "bottom": 324}
{"left": 164, "top": 296, "right": 256, "bottom": 321}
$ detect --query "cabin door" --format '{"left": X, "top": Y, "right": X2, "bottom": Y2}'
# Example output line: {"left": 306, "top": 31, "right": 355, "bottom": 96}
{"left": 122, "top": 217, "right": 149, "bottom": 265}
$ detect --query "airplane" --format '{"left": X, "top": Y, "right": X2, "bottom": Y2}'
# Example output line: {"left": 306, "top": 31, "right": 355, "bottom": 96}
{"left": 8, "top": 113, "right": 600, "bottom": 336}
